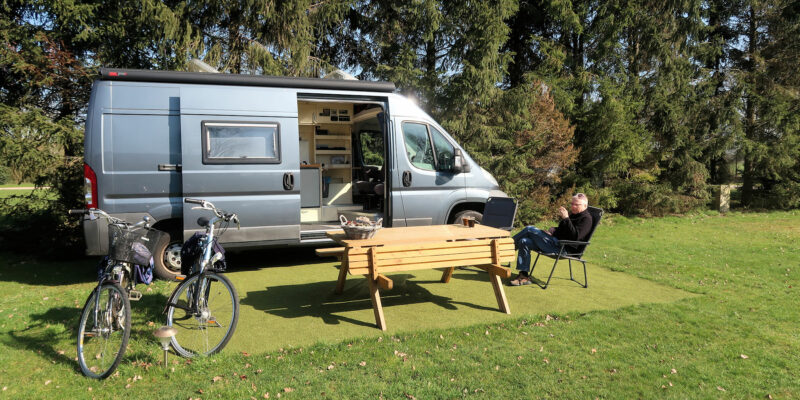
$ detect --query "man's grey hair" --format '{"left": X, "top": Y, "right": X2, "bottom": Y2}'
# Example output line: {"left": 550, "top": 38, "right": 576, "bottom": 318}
{"left": 573, "top": 193, "right": 589, "bottom": 206}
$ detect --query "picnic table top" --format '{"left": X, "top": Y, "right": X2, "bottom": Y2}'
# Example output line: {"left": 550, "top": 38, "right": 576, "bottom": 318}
{"left": 326, "top": 224, "right": 511, "bottom": 248}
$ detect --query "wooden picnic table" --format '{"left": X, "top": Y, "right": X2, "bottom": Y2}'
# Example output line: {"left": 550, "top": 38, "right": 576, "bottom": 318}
{"left": 325, "top": 224, "right": 515, "bottom": 330}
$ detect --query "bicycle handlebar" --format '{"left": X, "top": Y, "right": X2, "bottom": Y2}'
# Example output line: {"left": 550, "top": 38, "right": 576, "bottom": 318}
{"left": 184, "top": 197, "right": 239, "bottom": 227}
{"left": 69, "top": 209, "right": 88, "bottom": 215}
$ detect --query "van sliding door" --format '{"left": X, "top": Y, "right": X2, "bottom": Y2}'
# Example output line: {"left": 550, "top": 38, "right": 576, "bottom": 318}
{"left": 179, "top": 88, "right": 301, "bottom": 245}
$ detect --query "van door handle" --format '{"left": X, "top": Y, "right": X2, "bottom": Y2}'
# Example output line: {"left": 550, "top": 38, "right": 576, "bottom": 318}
{"left": 402, "top": 170, "right": 412, "bottom": 187}
{"left": 283, "top": 172, "right": 294, "bottom": 190}
{"left": 158, "top": 163, "right": 182, "bottom": 172}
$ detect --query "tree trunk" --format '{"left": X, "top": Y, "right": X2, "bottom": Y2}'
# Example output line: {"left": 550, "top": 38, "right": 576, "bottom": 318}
{"left": 740, "top": 5, "right": 758, "bottom": 206}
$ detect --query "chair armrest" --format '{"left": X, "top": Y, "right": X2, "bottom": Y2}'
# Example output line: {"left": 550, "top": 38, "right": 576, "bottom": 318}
{"left": 558, "top": 240, "right": 589, "bottom": 246}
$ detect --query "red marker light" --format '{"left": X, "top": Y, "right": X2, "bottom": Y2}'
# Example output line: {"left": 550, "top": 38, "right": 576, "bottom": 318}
{"left": 109, "top": 72, "right": 118, "bottom": 77}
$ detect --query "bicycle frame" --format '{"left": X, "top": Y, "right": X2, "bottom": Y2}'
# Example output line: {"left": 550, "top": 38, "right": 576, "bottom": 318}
{"left": 163, "top": 215, "right": 223, "bottom": 316}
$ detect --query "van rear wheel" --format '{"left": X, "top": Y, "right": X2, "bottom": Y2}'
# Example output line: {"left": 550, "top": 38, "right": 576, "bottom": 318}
{"left": 154, "top": 231, "right": 182, "bottom": 281}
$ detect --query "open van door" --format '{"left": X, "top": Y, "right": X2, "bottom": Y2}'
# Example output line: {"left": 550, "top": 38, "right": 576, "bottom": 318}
{"left": 179, "top": 89, "right": 301, "bottom": 245}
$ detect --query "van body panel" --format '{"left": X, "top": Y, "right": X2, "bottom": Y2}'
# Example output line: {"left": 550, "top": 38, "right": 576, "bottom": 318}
{"left": 178, "top": 94, "right": 301, "bottom": 242}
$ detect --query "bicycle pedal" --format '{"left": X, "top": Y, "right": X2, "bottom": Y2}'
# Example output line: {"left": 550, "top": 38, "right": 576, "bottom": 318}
{"left": 128, "top": 290, "right": 142, "bottom": 301}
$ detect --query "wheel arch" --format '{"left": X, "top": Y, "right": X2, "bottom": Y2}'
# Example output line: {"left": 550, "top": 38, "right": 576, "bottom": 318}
{"left": 447, "top": 202, "right": 485, "bottom": 224}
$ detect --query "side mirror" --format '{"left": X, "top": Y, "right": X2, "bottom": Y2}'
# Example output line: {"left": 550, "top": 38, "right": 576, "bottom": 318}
{"left": 452, "top": 149, "right": 471, "bottom": 174}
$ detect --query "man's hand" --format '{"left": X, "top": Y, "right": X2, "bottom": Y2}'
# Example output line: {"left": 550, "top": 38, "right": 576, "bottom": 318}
{"left": 558, "top": 206, "right": 569, "bottom": 219}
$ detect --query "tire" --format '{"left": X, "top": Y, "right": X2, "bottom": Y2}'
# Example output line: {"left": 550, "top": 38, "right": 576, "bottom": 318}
{"left": 154, "top": 231, "right": 182, "bottom": 281}
{"left": 77, "top": 282, "right": 131, "bottom": 379}
{"left": 166, "top": 272, "right": 239, "bottom": 358}
{"left": 452, "top": 210, "right": 483, "bottom": 224}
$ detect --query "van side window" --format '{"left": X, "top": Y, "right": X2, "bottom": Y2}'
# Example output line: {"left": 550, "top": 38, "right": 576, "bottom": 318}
{"left": 202, "top": 122, "right": 281, "bottom": 164}
{"left": 402, "top": 122, "right": 435, "bottom": 170}
{"left": 430, "top": 126, "right": 455, "bottom": 171}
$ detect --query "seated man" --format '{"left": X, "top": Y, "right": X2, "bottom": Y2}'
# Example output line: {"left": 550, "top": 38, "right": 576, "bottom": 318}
{"left": 509, "top": 193, "right": 593, "bottom": 286}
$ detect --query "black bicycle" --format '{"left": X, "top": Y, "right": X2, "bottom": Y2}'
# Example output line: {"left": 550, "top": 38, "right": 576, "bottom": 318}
{"left": 70, "top": 208, "right": 163, "bottom": 379}
{"left": 163, "top": 198, "right": 240, "bottom": 357}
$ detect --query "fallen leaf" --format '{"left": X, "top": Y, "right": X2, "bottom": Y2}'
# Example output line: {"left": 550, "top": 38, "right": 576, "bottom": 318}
{"left": 263, "top": 393, "right": 270, "bottom": 399}
{"left": 44, "top": 380, "right": 52, "bottom": 385}
{"left": 125, "top": 384, "right": 131, "bottom": 389}
{"left": 591, "top": 348, "right": 597, "bottom": 354}
{"left": 717, "top": 386, "right": 726, "bottom": 392}
{"left": 146, "top": 321, "right": 155, "bottom": 326}
{"left": 240, "top": 374, "right": 247, "bottom": 380}
{"left": 283, "top": 387, "right": 294, "bottom": 393}
{"left": 242, "top": 351, "right": 251, "bottom": 357}
{"left": 671, "top": 368, "right": 677, "bottom": 374}
{"left": 404, "top": 393, "right": 416, "bottom": 400}
{"left": 197, "top": 389, "right": 204, "bottom": 394}
{"left": 327, "top": 365, "right": 334, "bottom": 370}
{"left": 543, "top": 358, "right": 549, "bottom": 364}
{"left": 359, "top": 361, "right": 366, "bottom": 366}
{"left": 740, "top": 354, "right": 749, "bottom": 359}
{"left": 212, "top": 376, "right": 223, "bottom": 383}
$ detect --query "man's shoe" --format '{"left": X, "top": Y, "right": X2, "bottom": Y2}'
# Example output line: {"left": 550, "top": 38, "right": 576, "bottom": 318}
{"left": 509, "top": 274, "right": 532, "bottom": 286}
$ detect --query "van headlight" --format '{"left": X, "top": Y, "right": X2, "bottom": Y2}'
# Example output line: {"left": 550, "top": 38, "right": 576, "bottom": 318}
{"left": 481, "top": 168, "right": 499, "bottom": 188}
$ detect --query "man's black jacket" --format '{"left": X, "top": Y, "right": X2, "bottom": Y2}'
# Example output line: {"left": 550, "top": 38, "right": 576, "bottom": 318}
{"left": 553, "top": 210, "right": 593, "bottom": 252}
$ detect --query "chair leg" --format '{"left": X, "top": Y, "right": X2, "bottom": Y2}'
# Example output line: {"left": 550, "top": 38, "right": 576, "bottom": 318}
{"left": 568, "top": 261, "right": 588, "bottom": 288}
{"left": 530, "top": 253, "right": 541, "bottom": 274}
{"left": 581, "top": 261, "right": 588, "bottom": 288}
{"left": 535, "top": 256, "right": 560, "bottom": 289}
{"left": 568, "top": 259, "right": 573, "bottom": 280}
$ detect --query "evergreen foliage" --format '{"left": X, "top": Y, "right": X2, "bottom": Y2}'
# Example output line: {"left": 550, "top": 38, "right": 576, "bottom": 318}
{"left": 1, "top": 0, "right": 799, "bottom": 254}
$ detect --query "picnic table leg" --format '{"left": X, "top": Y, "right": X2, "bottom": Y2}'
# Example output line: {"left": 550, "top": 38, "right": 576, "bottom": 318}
{"left": 440, "top": 267, "right": 455, "bottom": 283}
{"left": 335, "top": 264, "right": 348, "bottom": 294}
{"left": 489, "top": 272, "right": 511, "bottom": 314}
{"left": 367, "top": 277, "right": 387, "bottom": 331}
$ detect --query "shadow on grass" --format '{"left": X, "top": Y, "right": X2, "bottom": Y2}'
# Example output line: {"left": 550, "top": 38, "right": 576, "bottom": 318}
{"left": 241, "top": 272, "right": 498, "bottom": 328}
{"left": 225, "top": 246, "right": 325, "bottom": 272}
{"left": 0, "top": 252, "right": 99, "bottom": 286}
{"left": 2, "top": 291, "right": 170, "bottom": 372}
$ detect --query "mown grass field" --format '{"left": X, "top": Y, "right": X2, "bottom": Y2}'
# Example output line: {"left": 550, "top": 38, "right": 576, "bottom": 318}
{"left": 0, "top": 211, "right": 797, "bottom": 399}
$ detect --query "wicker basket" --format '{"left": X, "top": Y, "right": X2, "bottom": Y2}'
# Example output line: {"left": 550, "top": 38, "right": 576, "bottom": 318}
{"left": 339, "top": 215, "right": 383, "bottom": 240}
{"left": 107, "top": 224, "right": 166, "bottom": 264}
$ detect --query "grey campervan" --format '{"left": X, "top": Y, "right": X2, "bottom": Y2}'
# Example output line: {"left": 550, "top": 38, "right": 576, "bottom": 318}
{"left": 82, "top": 69, "right": 506, "bottom": 280}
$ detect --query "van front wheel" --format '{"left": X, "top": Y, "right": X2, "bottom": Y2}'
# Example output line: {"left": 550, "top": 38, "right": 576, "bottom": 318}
{"left": 154, "top": 231, "right": 182, "bottom": 281}
{"left": 452, "top": 210, "right": 483, "bottom": 225}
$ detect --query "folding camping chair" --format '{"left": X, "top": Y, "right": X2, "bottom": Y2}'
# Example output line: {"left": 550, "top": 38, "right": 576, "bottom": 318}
{"left": 480, "top": 197, "right": 518, "bottom": 231}
{"left": 529, "top": 206, "right": 603, "bottom": 289}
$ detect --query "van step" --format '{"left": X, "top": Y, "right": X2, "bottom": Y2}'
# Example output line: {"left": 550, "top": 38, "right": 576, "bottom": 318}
{"left": 300, "top": 230, "right": 333, "bottom": 241}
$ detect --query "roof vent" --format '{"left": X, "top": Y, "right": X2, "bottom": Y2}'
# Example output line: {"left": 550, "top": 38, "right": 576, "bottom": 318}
{"left": 323, "top": 69, "right": 357, "bottom": 80}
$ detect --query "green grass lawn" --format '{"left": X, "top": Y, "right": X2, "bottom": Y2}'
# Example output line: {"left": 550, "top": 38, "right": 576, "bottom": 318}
{"left": 0, "top": 211, "right": 798, "bottom": 398}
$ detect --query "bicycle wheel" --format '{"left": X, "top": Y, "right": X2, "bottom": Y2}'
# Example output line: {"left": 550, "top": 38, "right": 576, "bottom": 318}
{"left": 77, "top": 282, "right": 131, "bottom": 379}
{"left": 166, "top": 272, "right": 238, "bottom": 357}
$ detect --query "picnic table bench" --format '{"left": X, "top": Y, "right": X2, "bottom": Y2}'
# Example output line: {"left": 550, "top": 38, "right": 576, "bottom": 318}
{"left": 321, "top": 224, "right": 515, "bottom": 330}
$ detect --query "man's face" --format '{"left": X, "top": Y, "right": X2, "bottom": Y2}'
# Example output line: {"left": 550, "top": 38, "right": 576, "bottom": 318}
{"left": 570, "top": 199, "right": 587, "bottom": 214}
